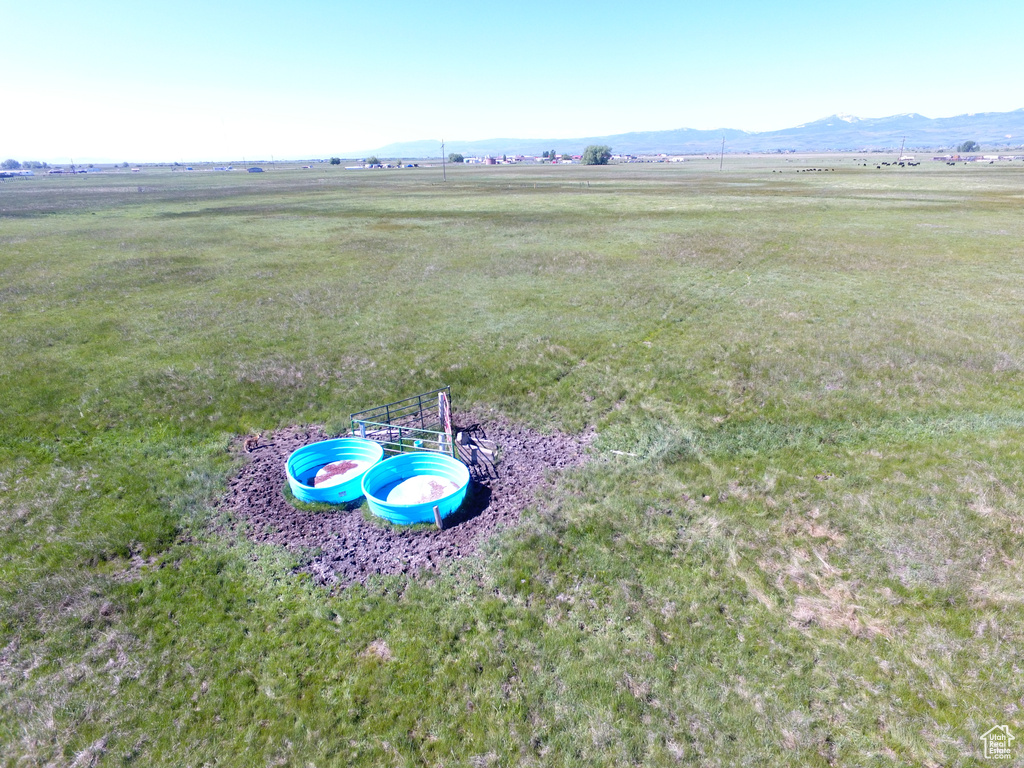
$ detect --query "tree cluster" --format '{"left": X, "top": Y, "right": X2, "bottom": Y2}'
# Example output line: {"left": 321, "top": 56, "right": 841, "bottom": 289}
{"left": 448, "top": 153, "right": 464, "bottom": 163}
{"left": 2, "top": 159, "right": 50, "bottom": 170}
{"left": 329, "top": 157, "right": 341, "bottom": 165}
{"left": 581, "top": 145, "right": 612, "bottom": 165}
{"left": 957, "top": 140, "right": 979, "bottom": 153}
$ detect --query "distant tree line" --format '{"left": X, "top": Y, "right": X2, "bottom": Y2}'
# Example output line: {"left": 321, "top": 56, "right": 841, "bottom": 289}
{"left": 538, "top": 148, "right": 612, "bottom": 164}
{"left": 2, "top": 159, "right": 49, "bottom": 170}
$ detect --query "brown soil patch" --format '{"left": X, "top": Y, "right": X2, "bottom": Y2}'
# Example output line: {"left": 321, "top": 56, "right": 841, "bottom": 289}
{"left": 221, "top": 412, "right": 593, "bottom": 588}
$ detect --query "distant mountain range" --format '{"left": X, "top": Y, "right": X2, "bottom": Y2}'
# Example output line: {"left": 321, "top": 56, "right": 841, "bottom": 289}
{"left": 365, "top": 109, "right": 1024, "bottom": 158}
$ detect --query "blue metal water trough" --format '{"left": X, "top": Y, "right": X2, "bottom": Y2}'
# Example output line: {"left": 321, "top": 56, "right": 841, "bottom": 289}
{"left": 286, "top": 438, "right": 384, "bottom": 505}
{"left": 361, "top": 452, "right": 470, "bottom": 525}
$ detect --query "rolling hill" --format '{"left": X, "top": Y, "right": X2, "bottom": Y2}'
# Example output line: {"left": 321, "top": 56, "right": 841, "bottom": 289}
{"left": 364, "top": 109, "right": 1024, "bottom": 157}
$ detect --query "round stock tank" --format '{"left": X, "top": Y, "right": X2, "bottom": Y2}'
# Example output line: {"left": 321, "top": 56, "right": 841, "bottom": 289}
{"left": 286, "top": 438, "right": 384, "bottom": 505}
{"left": 361, "top": 452, "right": 470, "bottom": 525}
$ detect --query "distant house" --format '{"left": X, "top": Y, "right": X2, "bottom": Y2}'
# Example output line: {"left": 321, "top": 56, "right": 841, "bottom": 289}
{"left": 247, "top": 167, "right": 264, "bottom": 173}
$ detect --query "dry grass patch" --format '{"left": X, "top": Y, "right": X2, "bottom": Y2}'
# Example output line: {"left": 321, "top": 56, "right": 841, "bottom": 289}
{"left": 790, "top": 588, "right": 892, "bottom": 639}
{"left": 363, "top": 639, "right": 393, "bottom": 662}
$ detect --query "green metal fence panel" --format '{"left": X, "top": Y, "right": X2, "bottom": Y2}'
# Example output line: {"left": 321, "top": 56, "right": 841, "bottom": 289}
{"left": 350, "top": 386, "right": 455, "bottom": 458}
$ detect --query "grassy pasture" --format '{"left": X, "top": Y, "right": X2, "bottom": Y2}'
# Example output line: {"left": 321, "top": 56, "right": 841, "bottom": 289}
{"left": 2, "top": 158, "right": 1024, "bottom": 766}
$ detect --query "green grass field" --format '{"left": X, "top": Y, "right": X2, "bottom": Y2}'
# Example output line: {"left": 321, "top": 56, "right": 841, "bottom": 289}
{"left": 2, "top": 158, "right": 1023, "bottom": 766}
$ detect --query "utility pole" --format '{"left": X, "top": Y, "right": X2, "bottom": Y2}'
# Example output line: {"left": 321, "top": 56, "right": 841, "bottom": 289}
{"left": 719, "top": 137, "right": 725, "bottom": 171}
{"left": 898, "top": 136, "right": 905, "bottom": 162}
{"left": 441, "top": 139, "right": 447, "bottom": 182}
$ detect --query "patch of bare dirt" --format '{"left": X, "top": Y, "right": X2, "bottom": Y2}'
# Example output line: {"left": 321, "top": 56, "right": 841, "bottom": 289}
{"left": 110, "top": 551, "right": 160, "bottom": 583}
{"left": 220, "top": 413, "right": 593, "bottom": 588}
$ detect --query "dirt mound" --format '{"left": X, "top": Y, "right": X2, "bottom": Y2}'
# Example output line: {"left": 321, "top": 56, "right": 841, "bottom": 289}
{"left": 221, "top": 414, "right": 592, "bottom": 588}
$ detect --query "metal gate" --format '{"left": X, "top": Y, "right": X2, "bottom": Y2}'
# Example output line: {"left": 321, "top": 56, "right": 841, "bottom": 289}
{"left": 350, "top": 386, "right": 455, "bottom": 458}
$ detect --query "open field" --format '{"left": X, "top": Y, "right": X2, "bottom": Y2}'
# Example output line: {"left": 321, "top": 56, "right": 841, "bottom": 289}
{"left": 2, "top": 158, "right": 1024, "bottom": 766}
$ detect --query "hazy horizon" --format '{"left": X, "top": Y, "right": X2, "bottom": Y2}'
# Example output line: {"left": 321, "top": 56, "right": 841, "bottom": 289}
{"left": 5, "top": 0, "right": 1021, "bottom": 163}
{"left": 9, "top": 106, "right": 1020, "bottom": 166}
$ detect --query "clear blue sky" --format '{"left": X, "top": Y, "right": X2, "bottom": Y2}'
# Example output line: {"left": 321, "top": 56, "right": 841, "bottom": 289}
{"left": 3, "top": 0, "right": 1021, "bottom": 162}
